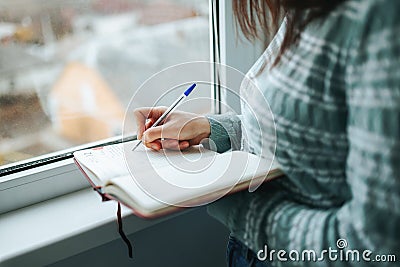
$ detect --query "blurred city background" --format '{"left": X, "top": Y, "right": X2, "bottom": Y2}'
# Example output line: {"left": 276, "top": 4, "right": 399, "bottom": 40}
{"left": 0, "top": 0, "right": 210, "bottom": 167}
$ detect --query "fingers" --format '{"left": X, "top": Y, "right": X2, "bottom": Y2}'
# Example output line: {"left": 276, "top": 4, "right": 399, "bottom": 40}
{"left": 161, "top": 139, "right": 190, "bottom": 150}
{"left": 134, "top": 107, "right": 203, "bottom": 151}
{"left": 133, "top": 107, "right": 167, "bottom": 139}
{"left": 142, "top": 123, "right": 179, "bottom": 144}
{"left": 161, "top": 139, "right": 180, "bottom": 150}
{"left": 145, "top": 118, "right": 154, "bottom": 130}
{"left": 142, "top": 125, "right": 163, "bottom": 145}
{"left": 147, "top": 140, "right": 162, "bottom": 150}
{"left": 142, "top": 126, "right": 184, "bottom": 149}
{"left": 178, "top": 140, "right": 190, "bottom": 150}
{"left": 144, "top": 139, "right": 190, "bottom": 151}
{"left": 133, "top": 108, "right": 148, "bottom": 140}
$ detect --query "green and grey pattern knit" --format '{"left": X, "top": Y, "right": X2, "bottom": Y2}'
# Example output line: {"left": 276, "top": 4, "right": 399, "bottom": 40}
{"left": 206, "top": 0, "right": 400, "bottom": 266}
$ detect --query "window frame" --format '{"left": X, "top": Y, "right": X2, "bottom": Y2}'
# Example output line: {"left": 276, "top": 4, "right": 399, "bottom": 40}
{"left": 0, "top": 135, "right": 134, "bottom": 214}
{"left": 0, "top": 0, "right": 263, "bottom": 215}
{"left": 216, "top": 0, "right": 265, "bottom": 113}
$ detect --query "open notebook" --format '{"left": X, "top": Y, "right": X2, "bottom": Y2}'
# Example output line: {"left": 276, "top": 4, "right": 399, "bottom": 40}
{"left": 74, "top": 140, "right": 282, "bottom": 218}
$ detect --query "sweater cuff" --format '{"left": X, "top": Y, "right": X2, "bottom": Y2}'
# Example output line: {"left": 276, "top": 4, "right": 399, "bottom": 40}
{"left": 204, "top": 114, "right": 241, "bottom": 153}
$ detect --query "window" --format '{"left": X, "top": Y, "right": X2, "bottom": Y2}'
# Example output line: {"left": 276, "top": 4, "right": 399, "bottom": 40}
{"left": 0, "top": 0, "right": 210, "bottom": 170}
{"left": 0, "top": 0, "right": 263, "bottom": 214}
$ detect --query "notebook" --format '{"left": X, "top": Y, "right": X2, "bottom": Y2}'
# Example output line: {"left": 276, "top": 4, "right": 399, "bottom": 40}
{"left": 73, "top": 140, "right": 282, "bottom": 218}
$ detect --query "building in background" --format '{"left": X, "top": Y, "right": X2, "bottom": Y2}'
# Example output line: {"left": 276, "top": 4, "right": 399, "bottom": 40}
{"left": 0, "top": 0, "right": 210, "bottom": 166}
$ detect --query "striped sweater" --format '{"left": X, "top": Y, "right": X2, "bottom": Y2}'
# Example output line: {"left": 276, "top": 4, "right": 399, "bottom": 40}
{"left": 206, "top": 0, "right": 400, "bottom": 266}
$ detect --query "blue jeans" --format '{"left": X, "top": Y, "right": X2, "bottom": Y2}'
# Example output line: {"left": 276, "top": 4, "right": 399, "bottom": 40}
{"left": 227, "top": 235, "right": 268, "bottom": 267}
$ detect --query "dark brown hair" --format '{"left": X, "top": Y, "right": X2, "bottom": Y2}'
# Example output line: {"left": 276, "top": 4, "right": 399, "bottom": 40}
{"left": 233, "top": 0, "right": 346, "bottom": 65}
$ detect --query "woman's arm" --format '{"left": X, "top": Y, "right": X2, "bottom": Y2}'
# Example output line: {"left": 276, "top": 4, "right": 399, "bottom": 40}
{"left": 205, "top": 114, "right": 242, "bottom": 153}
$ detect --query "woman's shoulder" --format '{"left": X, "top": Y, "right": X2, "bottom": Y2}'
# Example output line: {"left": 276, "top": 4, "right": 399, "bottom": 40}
{"left": 312, "top": 0, "right": 399, "bottom": 52}
{"left": 342, "top": 0, "right": 399, "bottom": 24}
{"left": 342, "top": 0, "right": 399, "bottom": 51}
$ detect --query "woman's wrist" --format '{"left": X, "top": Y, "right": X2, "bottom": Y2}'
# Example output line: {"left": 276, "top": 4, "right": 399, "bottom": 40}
{"left": 199, "top": 116, "right": 211, "bottom": 138}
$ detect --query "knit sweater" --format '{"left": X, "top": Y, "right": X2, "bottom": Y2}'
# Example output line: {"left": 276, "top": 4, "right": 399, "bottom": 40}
{"left": 206, "top": 0, "right": 400, "bottom": 266}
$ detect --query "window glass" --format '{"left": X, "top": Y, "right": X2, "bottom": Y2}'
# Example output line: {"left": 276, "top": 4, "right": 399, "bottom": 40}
{"left": 0, "top": 0, "right": 210, "bottom": 167}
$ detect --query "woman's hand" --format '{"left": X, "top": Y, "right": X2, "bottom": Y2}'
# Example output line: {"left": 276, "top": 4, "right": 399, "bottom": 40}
{"left": 133, "top": 107, "right": 211, "bottom": 150}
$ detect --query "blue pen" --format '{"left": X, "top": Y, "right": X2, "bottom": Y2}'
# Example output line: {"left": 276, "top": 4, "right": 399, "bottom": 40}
{"left": 132, "top": 83, "right": 197, "bottom": 151}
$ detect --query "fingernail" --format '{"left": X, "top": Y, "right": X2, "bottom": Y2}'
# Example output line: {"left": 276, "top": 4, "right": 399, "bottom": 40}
{"left": 151, "top": 145, "right": 157, "bottom": 150}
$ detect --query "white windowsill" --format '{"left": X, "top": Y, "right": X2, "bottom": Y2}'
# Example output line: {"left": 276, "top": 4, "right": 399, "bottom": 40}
{"left": 0, "top": 188, "right": 178, "bottom": 267}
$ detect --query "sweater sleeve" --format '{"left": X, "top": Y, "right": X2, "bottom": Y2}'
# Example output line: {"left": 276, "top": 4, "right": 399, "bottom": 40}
{"left": 204, "top": 113, "right": 242, "bottom": 153}
{"left": 208, "top": 1, "right": 400, "bottom": 266}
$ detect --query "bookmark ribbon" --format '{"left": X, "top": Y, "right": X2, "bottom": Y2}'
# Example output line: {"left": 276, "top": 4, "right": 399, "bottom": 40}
{"left": 92, "top": 187, "right": 133, "bottom": 258}
{"left": 117, "top": 202, "right": 133, "bottom": 258}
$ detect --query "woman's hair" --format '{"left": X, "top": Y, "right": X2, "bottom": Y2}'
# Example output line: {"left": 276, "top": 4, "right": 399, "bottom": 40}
{"left": 233, "top": 0, "right": 346, "bottom": 65}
